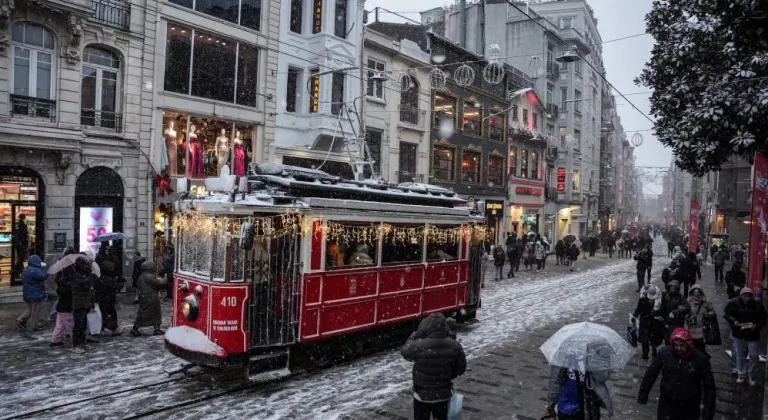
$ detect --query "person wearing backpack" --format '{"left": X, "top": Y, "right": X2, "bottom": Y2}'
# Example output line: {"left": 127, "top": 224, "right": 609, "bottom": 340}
{"left": 492, "top": 245, "right": 506, "bottom": 281}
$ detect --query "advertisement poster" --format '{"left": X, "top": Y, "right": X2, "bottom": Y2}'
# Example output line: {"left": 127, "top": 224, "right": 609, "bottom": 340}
{"left": 748, "top": 152, "right": 768, "bottom": 298}
{"left": 79, "top": 207, "right": 113, "bottom": 252}
{"left": 689, "top": 200, "right": 700, "bottom": 252}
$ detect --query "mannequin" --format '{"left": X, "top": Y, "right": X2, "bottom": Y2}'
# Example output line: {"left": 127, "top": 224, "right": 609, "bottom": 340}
{"left": 232, "top": 131, "right": 246, "bottom": 177}
{"left": 164, "top": 121, "right": 178, "bottom": 174}
{"left": 215, "top": 129, "right": 230, "bottom": 176}
{"left": 186, "top": 125, "right": 205, "bottom": 178}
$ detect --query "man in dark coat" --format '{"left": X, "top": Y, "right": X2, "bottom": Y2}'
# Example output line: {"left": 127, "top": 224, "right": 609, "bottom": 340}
{"left": 505, "top": 240, "right": 517, "bottom": 279}
{"left": 678, "top": 251, "right": 701, "bottom": 298}
{"left": 567, "top": 243, "right": 580, "bottom": 272}
{"left": 724, "top": 287, "right": 767, "bottom": 386}
{"left": 555, "top": 240, "right": 565, "bottom": 265}
{"left": 71, "top": 256, "right": 95, "bottom": 353}
{"left": 129, "top": 261, "right": 166, "bottom": 336}
{"left": 162, "top": 245, "right": 176, "bottom": 299}
{"left": 13, "top": 214, "right": 29, "bottom": 278}
{"left": 94, "top": 256, "right": 125, "bottom": 336}
{"left": 633, "top": 246, "right": 653, "bottom": 292}
{"left": 638, "top": 328, "right": 716, "bottom": 420}
{"left": 131, "top": 251, "right": 147, "bottom": 304}
{"left": 492, "top": 245, "right": 505, "bottom": 281}
{"left": 634, "top": 285, "right": 664, "bottom": 359}
{"left": 659, "top": 280, "right": 690, "bottom": 344}
{"left": 725, "top": 264, "right": 747, "bottom": 299}
{"left": 401, "top": 313, "right": 466, "bottom": 420}
{"left": 713, "top": 247, "right": 726, "bottom": 283}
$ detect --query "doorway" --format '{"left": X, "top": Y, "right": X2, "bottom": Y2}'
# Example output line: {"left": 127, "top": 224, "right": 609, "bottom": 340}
{"left": 0, "top": 167, "right": 45, "bottom": 287}
{"left": 74, "top": 167, "right": 124, "bottom": 258}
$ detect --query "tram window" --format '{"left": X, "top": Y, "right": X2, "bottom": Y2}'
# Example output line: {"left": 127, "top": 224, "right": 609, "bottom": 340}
{"left": 381, "top": 224, "right": 424, "bottom": 265}
{"left": 426, "top": 224, "right": 460, "bottom": 262}
{"left": 211, "top": 230, "right": 226, "bottom": 280}
{"left": 325, "top": 222, "right": 378, "bottom": 269}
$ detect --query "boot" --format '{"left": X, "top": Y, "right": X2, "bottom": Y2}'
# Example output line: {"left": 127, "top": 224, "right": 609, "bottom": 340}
{"left": 129, "top": 327, "right": 141, "bottom": 337}
{"left": 153, "top": 328, "right": 166, "bottom": 336}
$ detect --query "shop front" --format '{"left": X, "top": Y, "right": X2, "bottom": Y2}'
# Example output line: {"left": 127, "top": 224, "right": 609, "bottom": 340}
{"left": 485, "top": 200, "right": 505, "bottom": 246}
{"left": 74, "top": 167, "right": 124, "bottom": 259}
{"left": 0, "top": 167, "right": 45, "bottom": 287}
{"left": 507, "top": 180, "right": 545, "bottom": 239}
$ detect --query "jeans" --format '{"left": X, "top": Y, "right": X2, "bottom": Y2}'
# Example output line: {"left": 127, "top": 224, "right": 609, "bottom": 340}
{"left": 495, "top": 266, "right": 503, "bottom": 279}
{"left": 568, "top": 258, "right": 576, "bottom": 270}
{"left": 637, "top": 270, "right": 646, "bottom": 290}
{"left": 714, "top": 264, "right": 724, "bottom": 282}
{"left": 646, "top": 266, "right": 652, "bottom": 282}
{"left": 413, "top": 398, "right": 449, "bottom": 420}
{"left": 733, "top": 337, "right": 760, "bottom": 379}
{"left": 73, "top": 308, "right": 89, "bottom": 347}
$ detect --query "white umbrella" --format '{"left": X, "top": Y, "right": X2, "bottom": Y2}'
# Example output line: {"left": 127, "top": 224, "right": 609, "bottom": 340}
{"left": 540, "top": 322, "right": 635, "bottom": 372}
{"left": 47, "top": 253, "right": 100, "bottom": 277}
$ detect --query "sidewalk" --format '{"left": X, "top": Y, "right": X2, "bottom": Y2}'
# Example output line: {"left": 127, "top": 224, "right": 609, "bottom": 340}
{"left": 346, "top": 260, "right": 762, "bottom": 420}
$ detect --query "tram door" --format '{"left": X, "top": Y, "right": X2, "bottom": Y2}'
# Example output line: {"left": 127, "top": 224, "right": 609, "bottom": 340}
{"left": 249, "top": 231, "right": 301, "bottom": 347}
{"left": 467, "top": 243, "right": 484, "bottom": 306}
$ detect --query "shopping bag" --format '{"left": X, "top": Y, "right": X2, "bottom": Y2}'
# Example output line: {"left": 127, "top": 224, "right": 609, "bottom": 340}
{"left": 703, "top": 313, "right": 722, "bottom": 345}
{"left": 626, "top": 315, "right": 638, "bottom": 348}
{"left": 87, "top": 303, "right": 103, "bottom": 335}
{"left": 448, "top": 392, "right": 463, "bottom": 420}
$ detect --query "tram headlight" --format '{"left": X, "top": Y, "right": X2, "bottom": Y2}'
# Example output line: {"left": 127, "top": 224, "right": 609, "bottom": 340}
{"left": 181, "top": 294, "right": 199, "bottom": 321}
{"left": 180, "top": 281, "right": 190, "bottom": 293}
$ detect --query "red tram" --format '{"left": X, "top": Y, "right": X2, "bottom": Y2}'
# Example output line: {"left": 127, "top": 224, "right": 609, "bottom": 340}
{"left": 164, "top": 164, "right": 486, "bottom": 380}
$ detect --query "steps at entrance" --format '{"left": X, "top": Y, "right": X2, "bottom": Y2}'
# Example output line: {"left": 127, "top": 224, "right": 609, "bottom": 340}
{"left": 0, "top": 289, "right": 23, "bottom": 304}
{"left": 248, "top": 350, "right": 289, "bottom": 383}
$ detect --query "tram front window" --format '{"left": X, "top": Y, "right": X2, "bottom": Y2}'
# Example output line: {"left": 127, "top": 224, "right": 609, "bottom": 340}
{"left": 325, "top": 222, "right": 378, "bottom": 269}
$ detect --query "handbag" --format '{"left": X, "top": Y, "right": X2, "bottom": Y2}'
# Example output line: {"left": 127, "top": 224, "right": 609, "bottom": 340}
{"left": 87, "top": 303, "right": 103, "bottom": 335}
{"left": 448, "top": 391, "right": 463, "bottom": 420}
{"left": 626, "top": 315, "right": 638, "bottom": 348}
{"left": 703, "top": 313, "right": 722, "bottom": 345}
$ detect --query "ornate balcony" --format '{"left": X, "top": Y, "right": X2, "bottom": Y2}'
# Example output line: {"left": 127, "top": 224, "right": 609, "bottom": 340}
{"left": 81, "top": 109, "right": 123, "bottom": 132}
{"left": 91, "top": 0, "right": 131, "bottom": 30}
{"left": 10, "top": 95, "right": 56, "bottom": 122}
{"left": 398, "top": 105, "right": 426, "bottom": 129}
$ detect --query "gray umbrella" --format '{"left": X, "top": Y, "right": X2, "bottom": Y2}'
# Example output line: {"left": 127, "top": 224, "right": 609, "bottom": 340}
{"left": 540, "top": 322, "right": 635, "bottom": 372}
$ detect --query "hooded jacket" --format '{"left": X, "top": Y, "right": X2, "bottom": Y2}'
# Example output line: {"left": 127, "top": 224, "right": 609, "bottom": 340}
{"left": 493, "top": 246, "right": 506, "bottom": 266}
{"left": 135, "top": 261, "right": 166, "bottom": 328}
{"left": 660, "top": 280, "right": 690, "bottom": 329}
{"left": 685, "top": 284, "right": 715, "bottom": 339}
{"left": 724, "top": 292, "right": 767, "bottom": 342}
{"left": 638, "top": 328, "right": 716, "bottom": 420}
{"left": 21, "top": 255, "right": 48, "bottom": 302}
{"left": 401, "top": 313, "right": 467, "bottom": 402}
{"left": 71, "top": 256, "right": 95, "bottom": 310}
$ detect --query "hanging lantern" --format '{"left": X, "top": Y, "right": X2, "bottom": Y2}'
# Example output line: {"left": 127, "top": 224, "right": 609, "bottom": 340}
{"left": 454, "top": 64, "right": 475, "bottom": 86}
{"left": 429, "top": 67, "right": 447, "bottom": 89}
{"left": 483, "top": 61, "right": 504, "bottom": 85}
{"left": 528, "top": 55, "right": 544, "bottom": 79}
{"left": 392, "top": 71, "right": 414, "bottom": 92}
{"left": 631, "top": 132, "right": 644, "bottom": 147}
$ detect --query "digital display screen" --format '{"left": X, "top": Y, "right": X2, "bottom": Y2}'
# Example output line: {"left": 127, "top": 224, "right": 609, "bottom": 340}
{"left": 79, "top": 207, "right": 113, "bottom": 252}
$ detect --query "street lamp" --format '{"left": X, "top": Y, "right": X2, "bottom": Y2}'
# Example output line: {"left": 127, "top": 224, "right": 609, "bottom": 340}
{"left": 556, "top": 46, "right": 581, "bottom": 63}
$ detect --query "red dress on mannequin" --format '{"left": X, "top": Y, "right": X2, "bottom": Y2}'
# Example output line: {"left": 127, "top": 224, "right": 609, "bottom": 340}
{"left": 233, "top": 140, "right": 246, "bottom": 177}
{"left": 186, "top": 137, "right": 205, "bottom": 178}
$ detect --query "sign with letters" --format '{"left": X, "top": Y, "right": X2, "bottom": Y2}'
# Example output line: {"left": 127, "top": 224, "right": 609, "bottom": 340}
{"left": 79, "top": 207, "right": 113, "bottom": 252}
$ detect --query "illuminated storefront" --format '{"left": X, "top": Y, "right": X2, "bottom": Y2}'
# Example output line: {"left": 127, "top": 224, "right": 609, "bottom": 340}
{"left": 507, "top": 181, "right": 545, "bottom": 239}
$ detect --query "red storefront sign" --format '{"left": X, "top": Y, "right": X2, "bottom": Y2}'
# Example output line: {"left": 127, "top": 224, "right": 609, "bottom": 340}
{"left": 556, "top": 168, "right": 566, "bottom": 192}
{"left": 515, "top": 187, "right": 542, "bottom": 196}
{"left": 748, "top": 152, "right": 768, "bottom": 299}
{"left": 688, "top": 200, "right": 700, "bottom": 251}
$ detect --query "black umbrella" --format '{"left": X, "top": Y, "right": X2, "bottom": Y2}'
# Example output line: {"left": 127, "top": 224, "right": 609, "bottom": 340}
{"left": 564, "top": 234, "right": 576, "bottom": 243}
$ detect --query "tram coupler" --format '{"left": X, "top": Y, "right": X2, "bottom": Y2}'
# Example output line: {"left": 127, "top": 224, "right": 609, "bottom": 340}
{"left": 164, "top": 362, "right": 198, "bottom": 377}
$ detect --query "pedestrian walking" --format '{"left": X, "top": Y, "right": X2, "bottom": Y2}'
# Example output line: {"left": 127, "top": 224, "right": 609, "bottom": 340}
{"left": 637, "top": 328, "right": 716, "bottom": 420}
{"left": 48, "top": 246, "right": 76, "bottom": 321}
{"left": 724, "top": 287, "right": 767, "bottom": 386}
{"left": 667, "top": 241, "right": 674, "bottom": 258}
{"left": 713, "top": 247, "right": 725, "bottom": 283}
{"left": 514, "top": 239, "right": 524, "bottom": 272}
{"left": 401, "top": 313, "right": 466, "bottom": 420}
{"left": 634, "top": 246, "right": 653, "bottom": 292}
{"left": 725, "top": 264, "right": 746, "bottom": 299}
{"left": 13, "top": 214, "right": 29, "bottom": 279}
{"left": 506, "top": 239, "right": 518, "bottom": 279}
{"left": 94, "top": 257, "right": 125, "bottom": 336}
{"left": 50, "top": 261, "right": 74, "bottom": 347}
{"left": 555, "top": 240, "right": 565, "bottom": 266}
{"left": 15, "top": 255, "right": 49, "bottom": 331}
{"left": 505, "top": 232, "right": 515, "bottom": 249}
{"left": 131, "top": 251, "right": 146, "bottom": 304}
{"left": 492, "top": 245, "right": 505, "bottom": 281}
{"left": 129, "top": 261, "right": 166, "bottom": 336}
{"left": 679, "top": 251, "right": 701, "bottom": 298}
{"left": 685, "top": 284, "right": 715, "bottom": 355}
{"left": 535, "top": 240, "right": 546, "bottom": 272}
{"left": 567, "top": 244, "right": 580, "bottom": 272}
{"left": 71, "top": 256, "right": 95, "bottom": 353}
{"left": 162, "top": 245, "right": 176, "bottom": 299}
{"left": 659, "top": 280, "right": 690, "bottom": 345}
{"left": 633, "top": 285, "right": 664, "bottom": 360}
{"left": 547, "top": 367, "right": 612, "bottom": 420}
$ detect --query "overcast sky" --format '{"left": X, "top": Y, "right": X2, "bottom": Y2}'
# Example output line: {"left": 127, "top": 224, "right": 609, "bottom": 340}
{"left": 365, "top": 0, "right": 670, "bottom": 196}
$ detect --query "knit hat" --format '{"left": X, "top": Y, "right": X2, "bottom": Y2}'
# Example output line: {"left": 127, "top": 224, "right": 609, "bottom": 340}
{"left": 740, "top": 287, "right": 754, "bottom": 296}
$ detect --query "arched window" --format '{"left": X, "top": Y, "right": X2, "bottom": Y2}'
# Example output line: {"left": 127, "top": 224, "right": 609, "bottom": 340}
{"left": 81, "top": 46, "right": 122, "bottom": 130}
{"left": 11, "top": 22, "right": 55, "bottom": 119}
{"left": 399, "top": 79, "right": 420, "bottom": 124}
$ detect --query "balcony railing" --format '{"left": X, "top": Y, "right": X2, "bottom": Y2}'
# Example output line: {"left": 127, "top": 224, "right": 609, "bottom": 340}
{"left": 92, "top": 0, "right": 131, "bottom": 30}
{"left": 10, "top": 94, "right": 56, "bottom": 122}
{"left": 546, "top": 103, "right": 559, "bottom": 119}
{"left": 397, "top": 172, "right": 426, "bottom": 184}
{"left": 546, "top": 62, "right": 560, "bottom": 79}
{"left": 81, "top": 109, "right": 123, "bottom": 132}
{"left": 399, "top": 105, "right": 425, "bottom": 127}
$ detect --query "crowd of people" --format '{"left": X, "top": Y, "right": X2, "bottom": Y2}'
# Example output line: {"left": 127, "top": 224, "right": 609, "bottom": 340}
{"left": 16, "top": 242, "right": 171, "bottom": 353}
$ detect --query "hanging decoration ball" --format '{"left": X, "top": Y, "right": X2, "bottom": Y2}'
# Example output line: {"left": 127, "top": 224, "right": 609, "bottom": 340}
{"left": 483, "top": 61, "right": 505, "bottom": 85}
{"left": 392, "top": 71, "right": 414, "bottom": 92}
{"left": 486, "top": 43, "right": 502, "bottom": 60}
{"left": 528, "top": 55, "right": 543, "bottom": 79}
{"left": 631, "top": 132, "right": 644, "bottom": 147}
{"left": 454, "top": 64, "right": 475, "bottom": 87}
{"left": 429, "top": 67, "right": 447, "bottom": 89}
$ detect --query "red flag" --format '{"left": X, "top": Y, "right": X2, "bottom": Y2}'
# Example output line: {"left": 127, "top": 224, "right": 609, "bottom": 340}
{"left": 748, "top": 152, "right": 768, "bottom": 299}
{"left": 689, "top": 200, "right": 700, "bottom": 251}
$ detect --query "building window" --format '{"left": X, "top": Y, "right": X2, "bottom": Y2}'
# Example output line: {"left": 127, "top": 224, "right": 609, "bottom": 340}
{"left": 398, "top": 142, "right": 418, "bottom": 183}
{"left": 462, "top": 101, "right": 482, "bottom": 137}
{"left": 547, "top": 42, "right": 555, "bottom": 68}
{"left": 461, "top": 151, "right": 481, "bottom": 184}
{"left": 285, "top": 67, "right": 300, "bottom": 112}
{"left": 334, "top": 0, "right": 348, "bottom": 38}
{"left": 560, "top": 87, "right": 567, "bottom": 110}
{"left": 572, "top": 169, "right": 580, "bottom": 191}
{"left": 546, "top": 82, "right": 554, "bottom": 105}
{"left": 520, "top": 149, "right": 529, "bottom": 179}
{"left": 290, "top": 0, "right": 303, "bottom": 33}
{"left": 509, "top": 146, "right": 517, "bottom": 177}
{"left": 522, "top": 108, "right": 529, "bottom": 126}
{"left": 81, "top": 46, "right": 121, "bottom": 130}
{"left": 399, "top": 80, "right": 420, "bottom": 124}
{"left": 592, "top": 87, "right": 598, "bottom": 112}
{"left": 574, "top": 129, "right": 581, "bottom": 150}
{"left": 331, "top": 72, "right": 344, "bottom": 115}
{"left": 547, "top": 124, "right": 555, "bottom": 137}
{"left": 433, "top": 146, "right": 455, "bottom": 182}
{"left": 11, "top": 22, "right": 55, "bottom": 120}
{"left": 309, "top": 69, "right": 319, "bottom": 112}
{"left": 366, "top": 58, "right": 384, "bottom": 99}
{"left": 433, "top": 92, "right": 456, "bottom": 130}
{"left": 531, "top": 151, "right": 539, "bottom": 180}
{"left": 559, "top": 17, "right": 572, "bottom": 29}
{"left": 488, "top": 155, "right": 504, "bottom": 186}
{"left": 574, "top": 89, "right": 582, "bottom": 113}
{"left": 511, "top": 104, "right": 519, "bottom": 122}
{"left": 488, "top": 112, "right": 505, "bottom": 142}
{"left": 164, "top": 24, "right": 259, "bottom": 107}
{"left": 533, "top": 112, "right": 539, "bottom": 130}
{"left": 169, "top": 0, "right": 261, "bottom": 31}
{"left": 575, "top": 58, "right": 582, "bottom": 75}
{"left": 312, "top": 0, "right": 322, "bottom": 33}
{"left": 364, "top": 129, "right": 382, "bottom": 178}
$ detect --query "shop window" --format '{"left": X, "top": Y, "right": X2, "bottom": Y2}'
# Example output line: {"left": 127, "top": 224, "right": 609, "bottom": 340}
{"left": 11, "top": 22, "right": 55, "bottom": 119}
{"left": 461, "top": 151, "right": 481, "bottom": 184}
{"left": 169, "top": 0, "right": 261, "bottom": 31}
{"left": 520, "top": 149, "right": 529, "bottom": 179}
{"left": 531, "top": 151, "right": 539, "bottom": 180}
{"left": 0, "top": 172, "right": 43, "bottom": 287}
{"left": 164, "top": 24, "right": 259, "bottom": 107}
{"left": 325, "top": 222, "right": 378, "bottom": 269}
{"left": 381, "top": 224, "right": 424, "bottom": 265}
{"left": 334, "top": 0, "right": 348, "bottom": 39}
{"left": 331, "top": 72, "right": 344, "bottom": 115}
{"left": 366, "top": 58, "right": 385, "bottom": 100}
{"left": 432, "top": 146, "right": 455, "bottom": 182}
{"left": 433, "top": 92, "right": 456, "bottom": 129}
{"left": 290, "top": 0, "right": 303, "bottom": 33}
{"left": 509, "top": 146, "right": 517, "bottom": 177}
{"left": 81, "top": 46, "right": 121, "bottom": 130}
{"left": 462, "top": 101, "right": 482, "bottom": 137}
{"left": 488, "top": 111, "right": 505, "bottom": 142}
{"left": 488, "top": 155, "right": 504, "bottom": 186}
{"left": 285, "top": 67, "right": 300, "bottom": 112}
{"left": 426, "top": 224, "right": 459, "bottom": 262}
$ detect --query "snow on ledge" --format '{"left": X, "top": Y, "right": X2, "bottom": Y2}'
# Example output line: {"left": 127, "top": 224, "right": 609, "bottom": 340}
{"left": 165, "top": 326, "right": 227, "bottom": 357}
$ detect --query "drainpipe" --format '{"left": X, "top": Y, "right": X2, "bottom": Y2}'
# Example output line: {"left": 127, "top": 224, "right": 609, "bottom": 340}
{"left": 459, "top": 0, "right": 466, "bottom": 49}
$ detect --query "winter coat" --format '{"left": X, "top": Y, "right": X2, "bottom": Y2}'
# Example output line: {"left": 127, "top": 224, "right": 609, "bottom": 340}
{"left": 724, "top": 296, "right": 767, "bottom": 342}
{"left": 555, "top": 240, "right": 565, "bottom": 256}
{"left": 685, "top": 285, "right": 715, "bottom": 340}
{"left": 506, "top": 244, "right": 518, "bottom": 262}
{"left": 493, "top": 246, "right": 506, "bottom": 267}
{"left": 132, "top": 254, "right": 147, "bottom": 287}
{"left": 725, "top": 269, "right": 747, "bottom": 299}
{"left": 401, "top": 313, "right": 467, "bottom": 402}
{"left": 637, "top": 329, "right": 715, "bottom": 420}
{"left": 505, "top": 235, "right": 515, "bottom": 248}
{"left": 567, "top": 245, "right": 580, "bottom": 260}
{"left": 681, "top": 254, "right": 701, "bottom": 284}
{"left": 162, "top": 247, "right": 175, "bottom": 274}
{"left": 534, "top": 242, "right": 546, "bottom": 260}
{"left": 94, "top": 260, "right": 125, "bottom": 305}
{"left": 634, "top": 250, "right": 652, "bottom": 270}
{"left": 70, "top": 271, "right": 95, "bottom": 311}
{"left": 660, "top": 282, "right": 690, "bottom": 330}
{"left": 55, "top": 269, "right": 74, "bottom": 313}
{"left": 634, "top": 296, "right": 664, "bottom": 346}
{"left": 21, "top": 255, "right": 48, "bottom": 302}
{"left": 135, "top": 261, "right": 165, "bottom": 328}
{"left": 713, "top": 251, "right": 726, "bottom": 266}
{"left": 548, "top": 367, "right": 612, "bottom": 420}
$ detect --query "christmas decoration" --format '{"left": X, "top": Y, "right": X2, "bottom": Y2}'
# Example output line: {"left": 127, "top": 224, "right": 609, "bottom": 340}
{"left": 429, "top": 67, "right": 447, "bottom": 89}
{"left": 454, "top": 64, "right": 475, "bottom": 87}
{"left": 155, "top": 174, "right": 174, "bottom": 197}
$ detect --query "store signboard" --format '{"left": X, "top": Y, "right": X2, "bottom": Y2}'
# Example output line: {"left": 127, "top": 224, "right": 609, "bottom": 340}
{"left": 556, "top": 168, "right": 566, "bottom": 192}
{"left": 79, "top": 207, "right": 113, "bottom": 252}
{"left": 515, "top": 187, "right": 542, "bottom": 196}
{"left": 748, "top": 152, "right": 768, "bottom": 298}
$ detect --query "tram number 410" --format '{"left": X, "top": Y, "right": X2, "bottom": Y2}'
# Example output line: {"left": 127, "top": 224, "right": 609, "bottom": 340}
{"left": 221, "top": 296, "right": 237, "bottom": 307}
